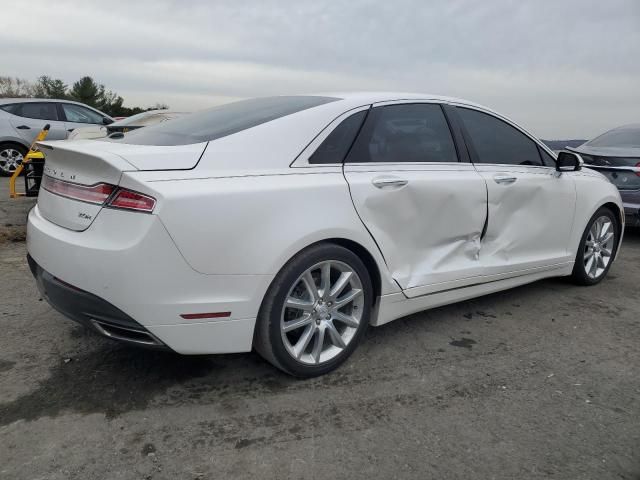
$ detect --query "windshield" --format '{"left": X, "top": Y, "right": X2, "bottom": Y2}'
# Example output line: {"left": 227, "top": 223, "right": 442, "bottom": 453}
{"left": 110, "top": 96, "right": 339, "bottom": 146}
{"left": 586, "top": 125, "right": 640, "bottom": 148}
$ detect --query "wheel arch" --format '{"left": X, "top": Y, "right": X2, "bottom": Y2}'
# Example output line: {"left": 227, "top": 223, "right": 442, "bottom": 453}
{"left": 599, "top": 200, "right": 625, "bottom": 255}
{"left": 322, "top": 237, "right": 382, "bottom": 304}
{"left": 269, "top": 237, "right": 385, "bottom": 304}
{"left": 600, "top": 201, "right": 623, "bottom": 228}
{"left": 0, "top": 138, "right": 30, "bottom": 150}
{"left": 0, "top": 136, "right": 31, "bottom": 150}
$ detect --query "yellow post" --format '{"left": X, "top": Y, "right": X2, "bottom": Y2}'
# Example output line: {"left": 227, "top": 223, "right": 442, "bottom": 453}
{"left": 9, "top": 124, "right": 50, "bottom": 198}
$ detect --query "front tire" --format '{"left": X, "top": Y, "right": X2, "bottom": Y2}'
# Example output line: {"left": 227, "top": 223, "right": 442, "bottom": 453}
{"left": 0, "top": 143, "right": 27, "bottom": 176}
{"left": 571, "top": 207, "right": 619, "bottom": 285}
{"left": 254, "top": 243, "right": 373, "bottom": 377}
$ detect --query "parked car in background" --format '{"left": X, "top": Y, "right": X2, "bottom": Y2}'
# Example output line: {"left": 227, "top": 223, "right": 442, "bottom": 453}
{"left": 0, "top": 98, "right": 113, "bottom": 175}
{"left": 569, "top": 123, "right": 640, "bottom": 227}
{"left": 27, "top": 93, "right": 623, "bottom": 377}
{"left": 68, "top": 110, "right": 190, "bottom": 140}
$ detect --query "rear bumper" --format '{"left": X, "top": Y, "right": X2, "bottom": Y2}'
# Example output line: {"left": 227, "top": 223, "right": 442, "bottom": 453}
{"left": 29, "top": 255, "right": 167, "bottom": 349}
{"left": 27, "top": 205, "right": 272, "bottom": 354}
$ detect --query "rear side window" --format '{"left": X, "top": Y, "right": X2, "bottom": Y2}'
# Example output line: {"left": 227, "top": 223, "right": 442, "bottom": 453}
{"left": 116, "top": 96, "right": 340, "bottom": 146}
{"left": 346, "top": 103, "right": 458, "bottom": 163}
{"left": 0, "top": 104, "right": 19, "bottom": 114}
{"left": 15, "top": 102, "right": 59, "bottom": 121}
{"left": 457, "top": 108, "right": 543, "bottom": 166}
{"left": 309, "top": 110, "right": 367, "bottom": 164}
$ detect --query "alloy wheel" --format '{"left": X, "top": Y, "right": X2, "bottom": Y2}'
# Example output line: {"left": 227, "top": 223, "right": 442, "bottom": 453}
{"left": 280, "top": 260, "right": 365, "bottom": 365}
{"left": 0, "top": 147, "right": 24, "bottom": 174}
{"left": 583, "top": 215, "right": 615, "bottom": 279}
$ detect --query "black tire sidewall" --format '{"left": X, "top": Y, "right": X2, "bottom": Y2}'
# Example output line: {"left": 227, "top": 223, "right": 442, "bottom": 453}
{"left": 573, "top": 207, "right": 619, "bottom": 285}
{"left": 261, "top": 244, "right": 373, "bottom": 377}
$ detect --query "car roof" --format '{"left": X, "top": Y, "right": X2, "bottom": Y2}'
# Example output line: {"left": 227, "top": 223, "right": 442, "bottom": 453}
{"left": 314, "top": 91, "right": 490, "bottom": 110}
{"left": 605, "top": 123, "right": 640, "bottom": 131}
{"left": 0, "top": 97, "right": 96, "bottom": 107}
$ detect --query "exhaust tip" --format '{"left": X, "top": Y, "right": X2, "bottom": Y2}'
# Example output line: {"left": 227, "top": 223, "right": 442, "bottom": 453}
{"left": 90, "top": 319, "right": 164, "bottom": 347}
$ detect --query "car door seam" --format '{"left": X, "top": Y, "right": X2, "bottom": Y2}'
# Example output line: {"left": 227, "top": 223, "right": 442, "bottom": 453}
{"left": 340, "top": 163, "right": 403, "bottom": 292}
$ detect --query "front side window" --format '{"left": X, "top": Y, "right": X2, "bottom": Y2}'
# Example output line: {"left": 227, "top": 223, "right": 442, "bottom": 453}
{"left": 457, "top": 108, "right": 543, "bottom": 166}
{"left": 538, "top": 147, "right": 556, "bottom": 167}
{"left": 16, "top": 102, "right": 58, "bottom": 121}
{"left": 62, "top": 103, "right": 105, "bottom": 124}
{"left": 309, "top": 110, "right": 367, "bottom": 164}
{"left": 346, "top": 103, "right": 457, "bottom": 163}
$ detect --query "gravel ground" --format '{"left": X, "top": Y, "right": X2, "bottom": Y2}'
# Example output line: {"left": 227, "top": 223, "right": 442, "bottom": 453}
{"left": 0, "top": 177, "right": 35, "bottom": 243}
{"left": 0, "top": 179, "right": 638, "bottom": 479}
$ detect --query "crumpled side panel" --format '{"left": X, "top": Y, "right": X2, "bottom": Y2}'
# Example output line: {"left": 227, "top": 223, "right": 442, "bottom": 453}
{"left": 477, "top": 167, "right": 576, "bottom": 273}
{"left": 345, "top": 166, "right": 487, "bottom": 290}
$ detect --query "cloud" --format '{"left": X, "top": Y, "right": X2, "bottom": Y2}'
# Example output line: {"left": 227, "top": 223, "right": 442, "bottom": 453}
{"left": 1, "top": 0, "right": 639, "bottom": 137}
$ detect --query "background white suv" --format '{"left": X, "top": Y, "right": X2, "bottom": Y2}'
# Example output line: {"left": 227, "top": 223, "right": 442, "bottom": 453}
{"left": 0, "top": 98, "right": 113, "bottom": 175}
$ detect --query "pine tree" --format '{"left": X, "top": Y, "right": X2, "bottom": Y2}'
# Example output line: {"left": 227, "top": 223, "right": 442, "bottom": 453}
{"left": 69, "top": 76, "right": 102, "bottom": 107}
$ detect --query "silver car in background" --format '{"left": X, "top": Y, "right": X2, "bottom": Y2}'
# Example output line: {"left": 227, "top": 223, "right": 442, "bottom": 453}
{"left": 0, "top": 98, "right": 113, "bottom": 175}
{"left": 570, "top": 123, "right": 640, "bottom": 227}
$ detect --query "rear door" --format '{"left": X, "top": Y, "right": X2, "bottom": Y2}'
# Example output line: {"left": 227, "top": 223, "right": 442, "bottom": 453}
{"left": 7, "top": 102, "right": 67, "bottom": 142}
{"left": 343, "top": 101, "right": 488, "bottom": 297}
{"left": 454, "top": 106, "right": 576, "bottom": 275}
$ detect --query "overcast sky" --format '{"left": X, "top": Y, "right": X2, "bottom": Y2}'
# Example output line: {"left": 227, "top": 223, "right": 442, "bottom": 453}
{"left": 2, "top": 0, "right": 639, "bottom": 138}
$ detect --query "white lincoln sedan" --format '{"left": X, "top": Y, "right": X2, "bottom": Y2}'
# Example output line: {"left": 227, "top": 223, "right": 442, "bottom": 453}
{"left": 27, "top": 93, "right": 623, "bottom": 377}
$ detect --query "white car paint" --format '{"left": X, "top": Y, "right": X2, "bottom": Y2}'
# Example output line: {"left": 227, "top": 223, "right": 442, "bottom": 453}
{"left": 27, "top": 92, "right": 623, "bottom": 357}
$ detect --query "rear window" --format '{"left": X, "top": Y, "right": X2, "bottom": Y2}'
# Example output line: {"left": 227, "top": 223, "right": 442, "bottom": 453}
{"left": 112, "top": 96, "right": 339, "bottom": 146}
{"left": 586, "top": 125, "right": 640, "bottom": 148}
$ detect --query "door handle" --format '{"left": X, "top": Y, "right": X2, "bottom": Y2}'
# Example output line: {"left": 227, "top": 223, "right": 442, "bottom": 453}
{"left": 372, "top": 177, "right": 409, "bottom": 189}
{"left": 493, "top": 174, "right": 517, "bottom": 185}
{"left": 16, "top": 125, "right": 31, "bottom": 130}
{"left": 67, "top": 129, "right": 74, "bottom": 132}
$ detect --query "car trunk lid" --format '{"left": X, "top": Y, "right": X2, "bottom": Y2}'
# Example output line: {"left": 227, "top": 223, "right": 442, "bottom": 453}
{"left": 570, "top": 147, "right": 640, "bottom": 191}
{"left": 36, "top": 140, "right": 206, "bottom": 231}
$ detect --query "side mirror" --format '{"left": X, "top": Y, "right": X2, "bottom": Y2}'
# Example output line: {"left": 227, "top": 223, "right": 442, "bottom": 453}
{"left": 556, "top": 151, "right": 583, "bottom": 172}
{"left": 103, "top": 117, "right": 114, "bottom": 125}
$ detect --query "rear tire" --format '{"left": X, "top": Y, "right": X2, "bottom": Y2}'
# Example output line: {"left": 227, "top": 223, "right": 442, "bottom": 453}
{"left": 254, "top": 243, "right": 373, "bottom": 378}
{"left": 0, "top": 142, "right": 27, "bottom": 177}
{"left": 570, "top": 207, "right": 619, "bottom": 285}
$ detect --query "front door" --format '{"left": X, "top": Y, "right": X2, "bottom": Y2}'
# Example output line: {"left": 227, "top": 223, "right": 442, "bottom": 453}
{"left": 60, "top": 102, "right": 109, "bottom": 134}
{"left": 455, "top": 106, "right": 576, "bottom": 276}
{"left": 344, "top": 102, "right": 488, "bottom": 297}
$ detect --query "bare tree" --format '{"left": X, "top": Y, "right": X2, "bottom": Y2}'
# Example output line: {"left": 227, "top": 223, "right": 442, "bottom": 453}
{"left": 0, "top": 76, "right": 34, "bottom": 98}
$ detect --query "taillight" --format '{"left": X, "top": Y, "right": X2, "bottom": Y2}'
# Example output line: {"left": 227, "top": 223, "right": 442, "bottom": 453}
{"left": 635, "top": 162, "right": 640, "bottom": 177}
{"left": 42, "top": 175, "right": 114, "bottom": 204}
{"left": 42, "top": 175, "right": 156, "bottom": 213}
{"left": 106, "top": 189, "right": 156, "bottom": 212}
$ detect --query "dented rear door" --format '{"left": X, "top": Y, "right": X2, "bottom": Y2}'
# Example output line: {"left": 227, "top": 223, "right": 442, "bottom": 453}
{"left": 343, "top": 102, "right": 488, "bottom": 297}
